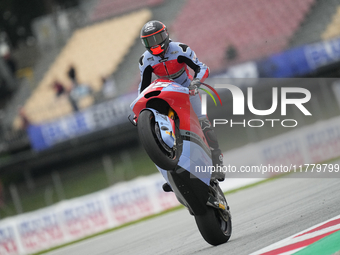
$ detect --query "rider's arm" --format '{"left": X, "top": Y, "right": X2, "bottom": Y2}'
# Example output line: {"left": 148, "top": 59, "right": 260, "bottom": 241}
{"left": 176, "top": 44, "right": 210, "bottom": 82}
{"left": 138, "top": 54, "right": 153, "bottom": 94}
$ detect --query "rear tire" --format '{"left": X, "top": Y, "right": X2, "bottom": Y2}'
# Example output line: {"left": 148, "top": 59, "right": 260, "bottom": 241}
{"left": 138, "top": 110, "right": 179, "bottom": 170}
{"left": 195, "top": 206, "right": 232, "bottom": 246}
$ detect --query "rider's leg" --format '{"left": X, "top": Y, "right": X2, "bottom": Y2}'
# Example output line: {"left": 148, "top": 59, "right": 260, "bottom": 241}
{"left": 199, "top": 118, "right": 225, "bottom": 181}
{"left": 190, "top": 94, "right": 225, "bottom": 181}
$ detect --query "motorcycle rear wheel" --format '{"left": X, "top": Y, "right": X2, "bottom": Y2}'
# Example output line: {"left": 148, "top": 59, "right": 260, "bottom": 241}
{"left": 138, "top": 110, "right": 179, "bottom": 170}
{"left": 195, "top": 206, "right": 232, "bottom": 246}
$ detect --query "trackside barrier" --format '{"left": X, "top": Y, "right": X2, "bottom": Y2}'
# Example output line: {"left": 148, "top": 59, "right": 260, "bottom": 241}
{"left": 0, "top": 175, "right": 180, "bottom": 255}
{"left": 223, "top": 115, "right": 340, "bottom": 175}
{"left": 1, "top": 115, "right": 340, "bottom": 254}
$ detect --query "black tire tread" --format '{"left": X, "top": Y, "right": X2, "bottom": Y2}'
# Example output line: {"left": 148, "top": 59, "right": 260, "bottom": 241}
{"left": 195, "top": 206, "right": 231, "bottom": 246}
{"left": 138, "top": 110, "right": 179, "bottom": 170}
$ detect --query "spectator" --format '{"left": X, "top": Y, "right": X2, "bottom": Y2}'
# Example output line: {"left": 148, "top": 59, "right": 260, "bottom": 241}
{"left": 52, "top": 80, "right": 66, "bottom": 97}
{"left": 66, "top": 64, "right": 94, "bottom": 112}
{"left": 225, "top": 44, "right": 238, "bottom": 61}
{"left": 67, "top": 64, "right": 80, "bottom": 111}
{"left": 67, "top": 64, "right": 78, "bottom": 85}
{"left": 101, "top": 75, "right": 117, "bottom": 100}
{"left": 68, "top": 82, "right": 93, "bottom": 112}
{"left": 70, "top": 83, "right": 93, "bottom": 100}
{"left": 68, "top": 93, "right": 79, "bottom": 112}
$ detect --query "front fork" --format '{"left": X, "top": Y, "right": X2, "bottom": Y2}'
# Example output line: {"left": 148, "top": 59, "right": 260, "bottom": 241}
{"left": 168, "top": 107, "right": 176, "bottom": 145}
{"left": 168, "top": 107, "right": 175, "bottom": 127}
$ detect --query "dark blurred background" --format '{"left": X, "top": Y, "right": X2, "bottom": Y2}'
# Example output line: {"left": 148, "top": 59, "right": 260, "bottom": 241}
{"left": 1, "top": 0, "right": 340, "bottom": 218}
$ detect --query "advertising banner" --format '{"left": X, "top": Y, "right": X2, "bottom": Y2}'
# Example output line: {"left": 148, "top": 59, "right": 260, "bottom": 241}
{"left": 16, "top": 211, "right": 64, "bottom": 254}
{"left": 27, "top": 93, "right": 136, "bottom": 151}
{"left": 216, "top": 37, "right": 340, "bottom": 79}
{"left": 0, "top": 221, "right": 20, "bottom": 255}
{"left": 60, "top": 197, "right": 110, "bottom": 240}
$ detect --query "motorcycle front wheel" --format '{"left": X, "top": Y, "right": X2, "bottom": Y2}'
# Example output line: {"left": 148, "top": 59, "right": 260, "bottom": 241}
{"left": 137, "top": 110, "right": 179, "bottom": 170}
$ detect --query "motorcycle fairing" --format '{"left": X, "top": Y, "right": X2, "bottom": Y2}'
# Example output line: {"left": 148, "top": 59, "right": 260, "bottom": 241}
{"left": 143, "top": 108, "right": 175, "bottom": 149}
{"left": 177, "top": 140, "right": 212, "bottom": 185}
{"left": 168, "top": 166, "right": 210, "bottom": 216}
{"left": 130, "top": 80, "right": 188, "bottom": 111}
{"left": 157, "top": 138, "right": 212, "bottom": 191}
{"left": 180, "top": 130, "right": 211, "bottom": 156}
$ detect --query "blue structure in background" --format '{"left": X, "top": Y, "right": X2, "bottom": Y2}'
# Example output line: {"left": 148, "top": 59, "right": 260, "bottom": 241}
{"left": 257, "top": 36, "right": 340, "bottom": 78}
{"left": 27, "top": 93, "right": 136, "bottom": 151}
{"left": 215, "top": 36, "right": 340, "bottom": 79}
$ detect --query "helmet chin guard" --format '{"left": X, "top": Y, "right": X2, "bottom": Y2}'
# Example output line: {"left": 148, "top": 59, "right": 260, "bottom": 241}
{"left": 140, "top": 20, "right": 169, "bottom": 56}
{"left": 150, "top": 45, "right": 163, "bottom": 55}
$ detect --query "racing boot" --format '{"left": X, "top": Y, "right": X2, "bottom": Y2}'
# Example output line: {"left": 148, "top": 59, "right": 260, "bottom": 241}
{"left": 211, "top": 148, "right": 225, "bottom": 182}
{"left": 162, "top": 182, "right": 173, "bottom": 192}
{"left": 200, "top": 118, "right": 225, "bottom": 182}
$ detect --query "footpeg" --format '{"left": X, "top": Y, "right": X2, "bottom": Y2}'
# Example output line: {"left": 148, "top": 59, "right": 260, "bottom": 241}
{"left": 162, "top": 182, "right": 173, "bottom": 192}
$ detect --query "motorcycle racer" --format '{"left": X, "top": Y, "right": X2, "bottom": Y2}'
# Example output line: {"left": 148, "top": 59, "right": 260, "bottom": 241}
{"left": 138, "top": 20, "right": 225, "bottom": 185}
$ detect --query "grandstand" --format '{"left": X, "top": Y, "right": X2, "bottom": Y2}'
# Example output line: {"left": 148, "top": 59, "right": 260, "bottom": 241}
{"left": 12, "top": 9, "right": 151, "bottom": 127}
{"left": 170, "top": 0, "right": 315, "bottom": 72}
{"left": 290, "top": 0, "right": 340, "bottom": 47}
{"left": 12, "top": 0, "right": 335, "bottom": 127}
{"left": 322, "top": 5, "right": 340, "bottom": 40}
{"left": 90, "top": 0, "right": 163, "bottom": 22}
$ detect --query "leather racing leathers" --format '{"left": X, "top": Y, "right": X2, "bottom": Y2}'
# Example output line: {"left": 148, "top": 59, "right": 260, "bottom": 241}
{"left": 138, "top": 41, "right": 209, "bottom": 120}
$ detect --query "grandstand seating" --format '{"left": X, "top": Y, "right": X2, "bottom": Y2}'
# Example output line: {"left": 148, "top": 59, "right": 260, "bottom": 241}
{"left": 13, "top": 9, "right": 152, "bottom": 128}
{"left": 170, "top": 0, "right": 315, "bottom": 72}
{"left": 322, "top": 6, "right": 340, "bottom": 40}
{"left": 90, "top": 0, "right": 163, "bottom": 22}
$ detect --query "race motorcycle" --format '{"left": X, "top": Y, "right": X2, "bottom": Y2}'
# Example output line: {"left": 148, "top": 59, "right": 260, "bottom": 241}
{"left": 129, "top": 78, "right": 232, "bottom": 246}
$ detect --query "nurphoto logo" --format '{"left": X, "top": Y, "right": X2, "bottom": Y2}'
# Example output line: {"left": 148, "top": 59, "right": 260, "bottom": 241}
{"left": 201, "top": 84, "right": 312, "bottom": 128}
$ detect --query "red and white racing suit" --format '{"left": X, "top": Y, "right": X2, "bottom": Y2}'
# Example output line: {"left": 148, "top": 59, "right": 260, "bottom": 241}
{"left": 138, "top": 41, "right": 210, "bottom": 120}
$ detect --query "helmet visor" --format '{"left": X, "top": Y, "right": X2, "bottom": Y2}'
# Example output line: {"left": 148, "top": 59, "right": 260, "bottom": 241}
{"left": 141, "top": 30, "right": 168, "bottom": 48}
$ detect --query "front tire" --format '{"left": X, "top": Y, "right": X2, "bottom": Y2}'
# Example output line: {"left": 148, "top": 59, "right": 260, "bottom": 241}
{"left": 137, "top": 110, "right": 179, "bottom": 170}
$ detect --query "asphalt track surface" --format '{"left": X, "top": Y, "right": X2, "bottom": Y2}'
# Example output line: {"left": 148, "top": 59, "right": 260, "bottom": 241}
{"left": 45, "top": 173, "right": 340, "bottom": 255}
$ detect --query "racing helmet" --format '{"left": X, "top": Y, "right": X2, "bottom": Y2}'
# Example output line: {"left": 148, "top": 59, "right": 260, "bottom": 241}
{"left": 140, "top": 20, "right": 169, "bottom": 56}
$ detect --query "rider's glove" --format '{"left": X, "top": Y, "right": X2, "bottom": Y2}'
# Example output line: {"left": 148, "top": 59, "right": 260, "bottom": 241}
{"left": 188, "top": 78, "right": 201, "bottom": 96}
